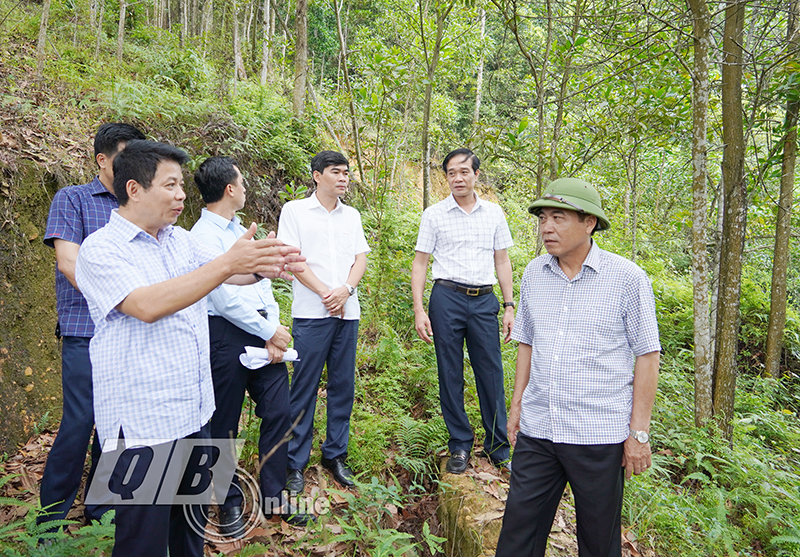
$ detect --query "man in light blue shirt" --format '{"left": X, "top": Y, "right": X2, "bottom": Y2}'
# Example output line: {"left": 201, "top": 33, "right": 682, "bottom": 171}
{"left": 191, "top": 156, "right": 311, "bottom": 531}
{"left": 495, "top": 178, "right": 660, "bottom": 557}
{"left": 76, "top": 140, "right": 304, "bottom": 557}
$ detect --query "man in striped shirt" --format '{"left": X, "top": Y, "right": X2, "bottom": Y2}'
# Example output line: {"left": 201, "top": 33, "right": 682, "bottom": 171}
{"left": 495, "top": 178, "right": 661, "bottom": 557}
{"left": 76, "top": 140, "right": 303, "bottom": 557}
{"left": 412, "top": 148, "right": 515, "bottom": 474}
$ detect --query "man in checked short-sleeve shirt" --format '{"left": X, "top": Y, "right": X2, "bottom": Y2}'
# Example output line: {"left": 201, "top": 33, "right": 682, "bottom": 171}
{"left": 495, "top": 178, "right": 661, "bottom": 557}
{"left": 411, "top": 148, "right": 515, "bottom": 474}
{"left": 75, "top": 140, "right": 303, "bottom": 557}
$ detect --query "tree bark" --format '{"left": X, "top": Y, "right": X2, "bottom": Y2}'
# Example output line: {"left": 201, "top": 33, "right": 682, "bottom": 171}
{"left": 260, "top": 0, "right": 271, "bottom": 85}
{"left": 233, "top": 0, "right": 247, "bottom": 80}
{"left": 95, "top": 0, "right": 105, "bottom": 58}
{"left": 473, "top": 9, "right": 486, "bottom": 129}
{"left": 550, "top": 0, "right": 583, "bottom": 180}
{"left": 293, "top": 0, "right": 308, "bottom": 116}
{"left": 420, "top": 0, "right": 455, "bottom": 209}
{"left": 116, "top": 0, "right": 127, "bottom": 62}
{"left": 201, "top": 0, "right": 213, "bottom": 53}
{"left": 765, "top": 0, "right": 799, "bottom": 379}
{"left": 688, "top": 0, "right": 713, "bottom": 425}
{"left": 180, "top": 0, "right": 188, "bottom": 47}
{"left": 36, "top": 0, "right": 51, "bottom": 78}
{"left": 332, "top": 0, "right": 366, "bottom": 183}
{"left": 713, "top": 0, "right": 747, "bottom": 440}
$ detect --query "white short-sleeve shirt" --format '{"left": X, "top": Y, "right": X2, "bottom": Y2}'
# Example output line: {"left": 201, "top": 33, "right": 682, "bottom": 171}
{"left": 415, "top": 194, "right": 513, "bottom": 286}
{"left": 277, "top": 193, "right": 370, "bottom": 320}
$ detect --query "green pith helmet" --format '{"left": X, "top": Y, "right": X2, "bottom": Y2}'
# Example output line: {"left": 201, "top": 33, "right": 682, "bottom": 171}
{"left": 528, "top": 178, "right": 611, "bottom": 231}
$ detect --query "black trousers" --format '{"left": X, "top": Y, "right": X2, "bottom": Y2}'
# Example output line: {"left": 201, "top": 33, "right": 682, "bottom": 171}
{"left": 496, "top": 434, "right": 624, "bottom": 557}
{"left": 208, "top": 316, "right": 291, "bottom": 508}
{"left": 38, "top": 336, "right": 109, "bottom": 527}
{"left": 112, "top": 423, "right": 211, "bottom": 557}
{"left": 428, "top": 283, "right": 510, "bottom": 460}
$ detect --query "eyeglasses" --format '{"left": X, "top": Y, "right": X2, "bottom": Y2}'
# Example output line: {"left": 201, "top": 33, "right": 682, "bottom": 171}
{"left": 543, "top": 193, "right": 585, "bottom": 213}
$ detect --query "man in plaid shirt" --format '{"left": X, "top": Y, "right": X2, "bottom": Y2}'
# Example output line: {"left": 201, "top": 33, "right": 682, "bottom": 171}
{"left": 40, "top": 123, "right": 145, "bottom": 529}
{"left": 412, "top": 148, "right": 515, "bottom": 474}
{"left": 495, "top": 178, "right": 661, "bottom": 557}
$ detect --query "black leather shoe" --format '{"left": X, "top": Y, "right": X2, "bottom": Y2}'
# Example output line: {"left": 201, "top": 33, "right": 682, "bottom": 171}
{"left": 321, "top": 456, "right": 355, "bottom": 488}
{"left": 446, "top": 450, "right": 469, "bottom": 474}
{"left": 490, "top": 455, "right": 512, "bottom": 471}
{"left": 218, "top": 506, "right": 247, "bottom": 538}
{"left": 264, "top": 502, "right": 316, "bottom": 527}
{"left": 286, "top": 468, "right": 305, "bottom": 494}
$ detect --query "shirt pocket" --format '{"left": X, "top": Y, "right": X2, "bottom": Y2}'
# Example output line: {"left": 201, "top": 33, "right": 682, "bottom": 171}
{"left": 337, "top": 230, "right": 355, "bottom": 256}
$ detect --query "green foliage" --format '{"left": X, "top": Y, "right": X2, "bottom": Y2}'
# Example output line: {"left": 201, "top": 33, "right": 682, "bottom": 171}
{"left": 0, "top": 478, "right": 115, "bottom": 557}
{"left": 393, "top": 416, "right": 449, "bottom": 480}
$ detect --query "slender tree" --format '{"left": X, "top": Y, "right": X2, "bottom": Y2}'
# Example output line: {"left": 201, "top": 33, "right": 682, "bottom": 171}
{"left": 293, "top": 0, "right": 309, "bottom": 116}
{"left": 473, "top": 8, "right": 486, "bottom": 129}
{"left": 116, "top": 0, "right": 127, "bottom": 62}
{"left": 420, "top": 0, "right": 456, "bottom": 209}
{"left": 688, "top": 0, "right": 713, "bottom": 425}
{"left": 713, "top": 0, "right": 747, "bottom": 440}
{"left": 765, "top": 0, "right": 799, "bottom": 379}
{"left": 332, "top": 0, "right": 366, "bottom": 183}
{"left": 36, "top": 0, "right": 51, "bottom": 77}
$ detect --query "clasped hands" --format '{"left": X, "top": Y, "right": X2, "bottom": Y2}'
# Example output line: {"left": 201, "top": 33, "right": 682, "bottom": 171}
{"left": 322, "top": 285, "right": 350, "bottom": 317}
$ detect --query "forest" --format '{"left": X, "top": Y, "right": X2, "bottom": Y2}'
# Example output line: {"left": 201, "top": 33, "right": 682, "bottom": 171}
{"left": 0, "top": 0, "right": 798, "bottom": 554}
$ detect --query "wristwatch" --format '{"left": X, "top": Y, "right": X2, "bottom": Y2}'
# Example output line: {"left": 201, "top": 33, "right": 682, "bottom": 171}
{"left": 629, "top": 428, "right": 649, "bottom": 444}
{"left": 345, "top": 283, "right": 356, "bottom": 296}
{"left": 503, "top": 301, "right": 515, "bottom": 308}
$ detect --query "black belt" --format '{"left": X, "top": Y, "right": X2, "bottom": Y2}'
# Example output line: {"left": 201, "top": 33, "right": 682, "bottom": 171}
{"left": 434, "top": 279, "right": 493, "bottom": 296}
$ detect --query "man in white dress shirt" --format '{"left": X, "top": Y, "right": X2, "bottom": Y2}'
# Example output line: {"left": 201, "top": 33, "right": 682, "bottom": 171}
{"left": 412, "top": 148, "right": 515, "bottom": 474}
{"left": 191, "top": 156, "right": 311, "bottom": 531}
{"left": 277, "top": 151, "right": 370, "bottom": 492}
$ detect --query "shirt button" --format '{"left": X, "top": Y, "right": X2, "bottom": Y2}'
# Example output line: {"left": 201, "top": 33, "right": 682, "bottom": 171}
{"left": 563, "top": 307, "right": 568, "bottom": 312}
{"left": 554, "top": 356, "right": 559, "bottom": 362}
{"left": 558, "top": 331, "right": 564, "bottom": 336}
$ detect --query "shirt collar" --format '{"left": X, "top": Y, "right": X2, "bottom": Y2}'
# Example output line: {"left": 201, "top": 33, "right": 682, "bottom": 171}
{"left": 109, "top": 209, "right": 174, "bottom": 243}
{"left": 543, "top": 240, "right": 601, "bottom": 279}
{"left": 89, "top": 176, "right": 117, "bottom": 198}
{"left": 310, "top": 191, "right": 343, "bottom": 213}
{"left": 200, "top": 207, "right": 240, "bottom": 232}
{"left": 444, "top": 192, "right": 483, "bottom": 213}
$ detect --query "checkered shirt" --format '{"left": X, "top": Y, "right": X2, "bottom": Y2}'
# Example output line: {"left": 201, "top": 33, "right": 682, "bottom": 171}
{"left": 76, "top": 211, "right": 219, "bottom": 447}
{"left": 44, "top": 177, "right": 118, "bottom": 337}
{"left": 511, "top": 242, "right": 661, "bottom": 445}
{"left": 415, "top": 194, "right": 513, "bottom": 286}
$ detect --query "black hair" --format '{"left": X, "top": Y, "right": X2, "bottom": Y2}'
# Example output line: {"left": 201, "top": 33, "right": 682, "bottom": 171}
{"left": 113, "top": 140, "right": 189, "bottom": 206}
{"left": 93, "top": 123, "right": 146, "bottom": 160}
{"left": 194, "top": 156, "right": 240, "bottom": 204}
{"left": 310, "top": 151, "right": 349, "bottom": 184}
{"left": 442, "top": 148, "right": 480, "bottom": 173}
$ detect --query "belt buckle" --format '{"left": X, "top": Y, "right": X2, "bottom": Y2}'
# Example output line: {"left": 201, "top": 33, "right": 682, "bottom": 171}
{"left": 465, "top": 287, "right": 480, "bottom": 296}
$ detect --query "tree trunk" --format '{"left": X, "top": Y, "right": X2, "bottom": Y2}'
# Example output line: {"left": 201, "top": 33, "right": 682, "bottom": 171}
{"left": 764, "top": 0, "right": 799, "bottom": 379}
{"left": 36, "top": 0, "right": 52, "bottom": 78}
{"left": 201, "top": 0, "right": 213, "bottom": 53}
{"left": 688, "top": 0, "right": 713, "bottom": 425}
{"left": 95, "top": 0, "right": 105, "bottom": 58}
{"left": 473, "top": 9, "right": 486, "bottom": 129}
{"left": 550, "top": 0, "right": 583, "bottom": 180}
{"left": 293, "top": 0, "right": 308, "bottom": 116}
{"left": 712, "top": 0, "right": 747, "bottom": 441}
{"left": 116, "top": 0, "right": 127, "bottom": 62}
{"left": 233, "top": 0, "right": 247, "bottom": 80}
{"left": 333, "top": 0, "right": 366, "bottom": 183}
{"left": 260, "top": 0, "right": 271, "bottom": 85}
{"left": 420, "top": 1, "right": 454, "bottom": 209}
{"left": 180, "top": 0, "right": 187, "bottom": 47}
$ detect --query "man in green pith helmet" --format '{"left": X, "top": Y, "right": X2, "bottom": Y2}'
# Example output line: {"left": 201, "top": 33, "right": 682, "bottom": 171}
{"left": 495, "top": 178, "right": 661, "bottom": 557}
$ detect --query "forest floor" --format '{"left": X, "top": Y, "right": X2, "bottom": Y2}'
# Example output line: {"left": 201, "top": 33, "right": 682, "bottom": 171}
{"left": 0, "top": 428, "right": 656, "bottom": 556}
